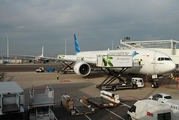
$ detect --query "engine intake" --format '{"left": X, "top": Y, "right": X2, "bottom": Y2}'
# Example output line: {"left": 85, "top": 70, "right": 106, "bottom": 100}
{"left": 74, "top": 62, "right": 91, "bottom": 76}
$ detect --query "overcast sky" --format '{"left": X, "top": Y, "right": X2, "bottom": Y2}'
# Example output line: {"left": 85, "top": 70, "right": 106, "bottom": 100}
{"left": 1, "top": 0, "right": 179, "bottom": 57}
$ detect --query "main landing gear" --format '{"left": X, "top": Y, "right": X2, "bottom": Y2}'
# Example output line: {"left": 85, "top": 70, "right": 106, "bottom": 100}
{"left": 151, "top": 78, "right": 159, "bottom": 88}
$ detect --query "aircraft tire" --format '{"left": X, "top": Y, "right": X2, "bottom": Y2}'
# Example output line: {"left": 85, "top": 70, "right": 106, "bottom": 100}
{"left": 151, "top": 83, "right": 155, "bottom": 88}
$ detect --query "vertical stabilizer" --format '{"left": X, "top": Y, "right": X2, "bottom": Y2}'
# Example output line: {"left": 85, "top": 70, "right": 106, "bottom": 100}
{"left": 74, "top": 34, "right": 80, "bottom": 54}
{"left": 40, "top": 46, "right": 44, "bottom": 57}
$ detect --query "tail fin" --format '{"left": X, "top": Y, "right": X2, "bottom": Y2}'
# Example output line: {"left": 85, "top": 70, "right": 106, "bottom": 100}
{"left": 74, "top": 34, "right": 80, "bottom": 54}
{"left": 40, "top": 46, "right": 44, "bottom": 57}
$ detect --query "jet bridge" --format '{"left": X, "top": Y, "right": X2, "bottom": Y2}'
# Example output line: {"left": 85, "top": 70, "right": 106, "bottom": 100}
{"left": 96, "top": 55, "right": 137, "bottom": 91}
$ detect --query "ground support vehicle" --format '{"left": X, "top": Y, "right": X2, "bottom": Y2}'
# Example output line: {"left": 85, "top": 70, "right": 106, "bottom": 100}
{"left": 36, "top": 67, "right": 44, "bottom": 72}
{"left": 28, "top": 84, "right": 57, "bottom": 120}
{"left": 127, "top": 100, "right": 171, "bottom": 120}
{"left": 131, "top": 78, "right": 144, "bottom": 88}
{"left": 149, "top": 93, "right": 172, "bottom": 103}
{"left": 96, "top": 68, "right": 136, "bottom": 91}
{"left": 61, "top": 94, "right": 95, "bottom": 115}
{"left": 168, "top": 69, "right": 179, "bottom": 80}
{"left": 86, "top": 90, "right": 120, "bottom": 108}
{"left": 96, "top": 76, "right": 143, "bottom": 91}
{"left": 0, "top": 81, "right": 25, "bottom": 120}
{"left": 2, "top": 60, "right": 9, "bottom": 64}
{"left": 165, "top": 100, "right": 179, "bottom": 120}
{"left": 47, "top": 68, "right": 55, "bottom": 72}
{"left": 96, "top": 55, "right": 140, "bottom": 91}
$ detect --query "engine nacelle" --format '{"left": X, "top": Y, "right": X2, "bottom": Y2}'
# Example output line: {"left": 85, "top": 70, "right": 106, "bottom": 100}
{"left": 74, "top": 61, "right": 91, "bottom": 76}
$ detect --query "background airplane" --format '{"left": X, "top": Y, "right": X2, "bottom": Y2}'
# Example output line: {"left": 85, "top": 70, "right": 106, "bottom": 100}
{"left": 9, "top": 46, "right": 50, "bottom": 63}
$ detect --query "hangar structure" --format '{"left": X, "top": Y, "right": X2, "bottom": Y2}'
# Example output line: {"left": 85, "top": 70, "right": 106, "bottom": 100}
{"left": 118, "top": 39, "right": 179, "bottom": 66}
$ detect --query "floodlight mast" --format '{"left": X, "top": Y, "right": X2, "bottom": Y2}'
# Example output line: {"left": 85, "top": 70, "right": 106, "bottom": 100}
{"left": 6, "top": 37, "right": 10, "bottom": 60}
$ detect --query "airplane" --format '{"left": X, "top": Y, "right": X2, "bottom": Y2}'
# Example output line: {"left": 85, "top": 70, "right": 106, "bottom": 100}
{"left": 9, "top": 46, "right": 50, "bottom": 63}
{"left": 28, "top": 46, "right": 49, "bottom": 63}
{"left": 9, "top": 34, "right": 176, "bottom": 88}
{"left": 55, "top": 34, "right": 176, "bottom": 88}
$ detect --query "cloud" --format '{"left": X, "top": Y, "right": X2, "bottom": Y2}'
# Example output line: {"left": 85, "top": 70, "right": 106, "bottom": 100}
{"left": 0, "top": 0, "right": 179, "bottom": 56}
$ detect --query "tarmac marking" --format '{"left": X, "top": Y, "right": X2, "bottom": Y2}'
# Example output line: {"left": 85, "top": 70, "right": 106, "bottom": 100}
{"left": 60, "top": 80, "right": 71, "bottom": 82}
{"left": 84, "top": 114, "right": 91, "bottom": 120}
{"left": 176, "top": 78, "right": 179, "bottom": 88}
{"left": 119, "top": 96, "right": 140, "bottom": 100}
{"left": 105, "top": 108, "right": 125, "bottom": 120}
{"left": 167, "top": 78, "right": 172, "bottom": 86}
{"left": 120, "top": 102, "right": 131, "bottom": 108}
{"left": 159, "top": 75, "right": 166, "bottom": 85}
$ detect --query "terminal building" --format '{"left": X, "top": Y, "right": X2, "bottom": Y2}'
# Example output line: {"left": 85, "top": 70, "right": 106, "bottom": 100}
{"left": 118, "top": 39, "right": 179, "bottom": 67}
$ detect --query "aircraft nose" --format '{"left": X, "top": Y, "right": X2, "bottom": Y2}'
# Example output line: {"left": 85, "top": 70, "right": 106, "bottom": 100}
{"left": 167, "top": 62, "right": 175, "bottom": 73}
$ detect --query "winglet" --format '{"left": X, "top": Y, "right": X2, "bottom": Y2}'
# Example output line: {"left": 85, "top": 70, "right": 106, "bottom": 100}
{"left": 74, "top": 34, "right": 80, "bottom": 54}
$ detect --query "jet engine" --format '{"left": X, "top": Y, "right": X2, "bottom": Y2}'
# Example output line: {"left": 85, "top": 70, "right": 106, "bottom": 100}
{"left": 74, "top": 61, "right": 91, "bottom": 76}
{"left": 44, "top": 60, "right": 49, "bottom": 63}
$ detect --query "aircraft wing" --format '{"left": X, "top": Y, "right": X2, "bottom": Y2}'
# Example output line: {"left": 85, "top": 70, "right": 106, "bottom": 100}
{"left": 6, "top": 53, "right": 39, "bottom": 58}
{"left": 39, "top": 56, "right": 97, "bottom": 64}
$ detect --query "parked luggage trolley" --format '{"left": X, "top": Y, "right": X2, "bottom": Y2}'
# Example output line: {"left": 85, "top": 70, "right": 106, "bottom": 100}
{"left": 61, "top": 94, "right": 95, "bottom": 115}
{"left": 86, "top": 90, "right": 120, "bottom": 108}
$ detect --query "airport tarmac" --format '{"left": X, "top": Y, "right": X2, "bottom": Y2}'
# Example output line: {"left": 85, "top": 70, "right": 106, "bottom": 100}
{"left": 0, "top": 64, "right": 179, "bottom": 120}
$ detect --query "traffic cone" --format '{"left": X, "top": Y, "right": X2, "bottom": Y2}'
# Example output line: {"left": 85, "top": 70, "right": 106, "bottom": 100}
{"left": 86, "top": 78, "right": 88, "bottom": 81}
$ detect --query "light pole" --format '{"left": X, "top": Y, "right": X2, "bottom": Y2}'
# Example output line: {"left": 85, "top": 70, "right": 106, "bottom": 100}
{"left": 112, "top": 40, "right": 113, "bottom": 50}
{"left": 65, "top": 39, "right": 66, "bottom": 55}
{"left": 6, "top": 37, "right": 10, "bottom": 60}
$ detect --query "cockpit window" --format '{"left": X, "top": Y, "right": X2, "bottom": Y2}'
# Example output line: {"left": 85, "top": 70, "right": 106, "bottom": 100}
{"left": 158, "top": 57, "right": 172, "bottom": 61}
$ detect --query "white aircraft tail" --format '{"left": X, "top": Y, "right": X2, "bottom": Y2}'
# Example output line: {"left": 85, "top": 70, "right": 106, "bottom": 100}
{"left": 39, "top": 46, "right": 44, "bottom": 57}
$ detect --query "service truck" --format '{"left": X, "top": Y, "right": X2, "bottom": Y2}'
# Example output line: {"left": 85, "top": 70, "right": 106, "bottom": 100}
{"left": 127, "top": 100, "right": 171, "bottom": 120}
{"left": 36, "top": 67, "right": 44, "bottom": 72}
{"left": 131, "top": 78, "right": 144, "bottom": 88}
{"left": 47, "top": 68, "right": 55, "bottom": 72}
{"left": 165, "top": 100, "right": 179, "bottom": 120}
{"left": 0, "top": 81, "right": 25, "bottom": 120}
{"left": 97, "top": 78, "right": 144, "bottom": 91}
{"left": 28, "top": 84, "right": 57, "bottom": 120}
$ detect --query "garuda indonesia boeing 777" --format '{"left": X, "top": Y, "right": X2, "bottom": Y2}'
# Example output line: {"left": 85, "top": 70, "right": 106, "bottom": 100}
{"left": 56, "top": 34, "right": 175, "bottom": 88}
{"left": 12, "top": 34, "right": 176, "bottom": 88}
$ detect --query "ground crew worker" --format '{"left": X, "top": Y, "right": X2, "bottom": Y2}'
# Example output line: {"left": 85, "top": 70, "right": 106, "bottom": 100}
{"left": 57, "top": 74, "right": 59, "bottom": 80}
{"left": 138, "top": 59, "right": 142, "bottom": 65}
{"left": 81, "top": 57, "right": 84, "bottom": 60}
